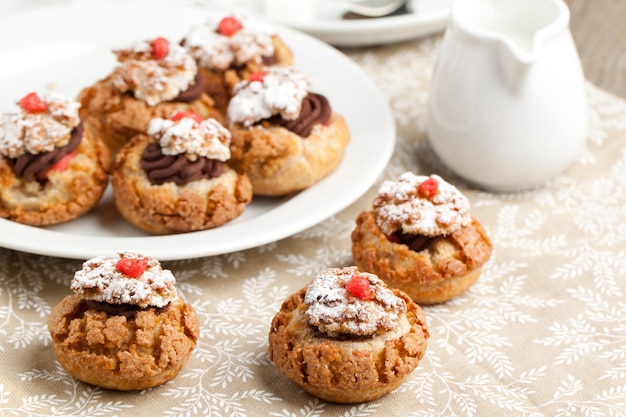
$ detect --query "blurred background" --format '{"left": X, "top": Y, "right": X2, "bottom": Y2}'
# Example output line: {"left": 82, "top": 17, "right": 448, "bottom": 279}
{"left": 564, "top": 0, "right": 625, "bottom": 99}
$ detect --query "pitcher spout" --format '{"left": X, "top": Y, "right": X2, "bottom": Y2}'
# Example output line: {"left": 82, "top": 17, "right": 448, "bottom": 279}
{"left": 451, "top": 0, "right": 570, "bottom": 94}
{"left": 497, "top": 39, "right": 538, "bottom": 94}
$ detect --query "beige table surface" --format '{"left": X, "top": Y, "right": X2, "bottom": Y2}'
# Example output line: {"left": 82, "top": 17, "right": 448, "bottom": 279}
{"left": 2, "top": 1, "right": 626, "bottom": 416}
{"left": 565, "top": 0, "right": 626, "bottom": 100}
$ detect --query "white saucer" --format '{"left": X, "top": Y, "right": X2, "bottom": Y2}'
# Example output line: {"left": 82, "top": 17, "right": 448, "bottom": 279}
{"left": 262, "top": 0, "right": 451, "bottom": 47}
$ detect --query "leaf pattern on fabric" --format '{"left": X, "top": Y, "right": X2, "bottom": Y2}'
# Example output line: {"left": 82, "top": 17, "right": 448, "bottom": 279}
{"left": 2, "top": 35, "right": 626, "bottom": 416}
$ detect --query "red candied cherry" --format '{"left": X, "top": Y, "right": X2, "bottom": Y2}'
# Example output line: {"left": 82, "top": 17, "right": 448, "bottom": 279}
{"left": 49, "top": 151, "right": 76, "bottom": 173}
{"left": 170, "top": 111, "right": 203, "bottom": 124}
{"left": 345, "top": 274, "right": 372, "bottom": 300}
{"left": 116, "top": 257, "right": 149, "bottom": 278}
{"left": 249, "top": 71, "right": 266, "bottom": 83}
{"left": 217, "top": 16, "right": 242, "bottom": 36}
{"left": 36, "top": 151, "right": 77, "bottom": 181}
{"left": 151, "top": 37, "right": 170, "bottom": 60}
{"left": 19, "top": 92, "right": 47, "bottom": 113}
{"left": 418, "top": 177, "right": 439, "bottom": 199}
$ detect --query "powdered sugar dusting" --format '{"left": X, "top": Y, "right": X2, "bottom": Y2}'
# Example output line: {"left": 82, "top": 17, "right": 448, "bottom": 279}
{"left": 185, "top": 13, "right": 275, "bottom": 71}
{"left": 227, "top": 66, "right": 309, "bottom": 127}
{"left": 374, "top": 173, "right": 471, "bottom": 237}
{"left": 0, "top": 92, "right": 80, "bottom": 158}
{"left": 147, "top": 116, "right": 231, "bottom": 161}
{"left": 304, "top": 266, "right": 406, "bottom": 337}
{"left": 70, "top": 252, "right": 178, "bottom": 308}
{"left": 111, "top": 39, "right": 197, "bottom": 106}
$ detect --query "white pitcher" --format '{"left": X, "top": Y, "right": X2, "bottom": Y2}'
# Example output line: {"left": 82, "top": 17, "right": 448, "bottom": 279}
{"left": 427, "top": 0, "right": 588, "bottom": 191}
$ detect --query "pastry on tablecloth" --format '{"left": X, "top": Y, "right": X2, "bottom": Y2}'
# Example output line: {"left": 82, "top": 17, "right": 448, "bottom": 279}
{"left": 47, "top": 252, "right": 199, "bottom": 391}
{"left": 182, "top": 12, "right": 293, "bottom": 113}
{"left": 227, "top": 66, "right": 350, "bottom": 196}
{"left": 112, "top": 110, "right": 252, "bottom": 234}
{"left": 77, "top": 36, "right": 223, "bottom": 156}
{"left": 351, "top": 173, "right": 493, "bottom": 305}
{"left": 0, "top": 91, "right": 110, "bottom": 226}
{"left": 268, "top": 266, "right": 429, "bottom": 403}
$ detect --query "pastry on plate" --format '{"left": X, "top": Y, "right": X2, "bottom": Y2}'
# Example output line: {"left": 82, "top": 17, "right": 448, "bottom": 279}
{"left": 77, "top": 36, "right": 223, "bottom": 155}
{"left": 268, "top": 266, "right": 429, "bottom": 403}
{"left": 0, "top": 91, "right": 110, "bottom": 226}
{"left": 47, "top": 252, "right": 200, "bottom": 391}
{"left": 182, "top": 12, "right": 293, "bottom": 113}
{"left": 112, "top": 110, "right": 252, "bottom": 235}
{"left": 227, "top": 66, "right": 350, "bottom": 196}
{"left": 351, "top": 173, "right": 492, "bottom": 305}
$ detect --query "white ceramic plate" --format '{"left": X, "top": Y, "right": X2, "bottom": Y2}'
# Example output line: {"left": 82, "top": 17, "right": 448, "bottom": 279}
{"left": 0, "top": 2, "right": 395, "bottom": 260}
{"left": 261, "top": 0, "right": 451, "bottom": 47}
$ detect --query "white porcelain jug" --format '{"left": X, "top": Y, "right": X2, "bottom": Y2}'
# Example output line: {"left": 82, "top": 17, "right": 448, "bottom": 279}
{"left": 427, "top": 0, "right": 588, "bottom": 191}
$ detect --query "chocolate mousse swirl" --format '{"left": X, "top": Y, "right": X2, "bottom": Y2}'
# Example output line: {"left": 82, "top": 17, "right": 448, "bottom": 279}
{"left": 12, "top": 123, "right": 83, "bottom": 183}
{"left": 389, "top": 231, "right": 439, "bottom": 253}
{"left": 141, "top": 142, "right": 224, "bottom": 186}
{"left": 268, "top": 93, "right": 331, "bottom": 137}
{"left": 261, "top": 53, "right": 278, "bottom": 66}
{"left": 231, "top": 53, "right": 278, "bottom": 70}
{"left": 171, "top": 73, "right": 206, "bottom": 103}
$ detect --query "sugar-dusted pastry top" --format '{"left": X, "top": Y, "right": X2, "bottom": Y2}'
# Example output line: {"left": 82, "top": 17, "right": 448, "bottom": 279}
{"left": 374, "top": 173, "right": 471, "bottom": 237}
{"left": 227, "top": 66, "right": 309, "bottom": 127}
{"left": 147, "top": 112, "right": 231, "bottom": 161}
{"left": 0, "top": 92, "right": 80, "bottom": 158}
{"left": 304, "top": 266, "right": 406, "bottom": 338}
{"left": 185, "top": 13, "right": 276, "bottom": 71}
{"left": 70, "top": 252, "right": 178, "bottom": 308}
{"left": 111, "top": 37, "right": 197, "bottom": 106}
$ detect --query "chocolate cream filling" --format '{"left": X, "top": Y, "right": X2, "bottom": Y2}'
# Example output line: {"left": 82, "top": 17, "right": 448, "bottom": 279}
{"left": 170, "top": 72, "right": 206, "bottom": 103}
{"left": 266, "top": 93, "right": 331, "bottom": 137}
{"left": 141, "top": 142, "right": 224, "bottom": 186}
{"left": 388, "top": 231, "right": 439, "bottom": 253}
{"left": 261, "top": 53, "right": 278, "bottom": 66}
{"left": 12, "top": 123, "right": 83, "bottom": 183}
{"left": 83, "top": 299, "right": 171, "bottom": 319}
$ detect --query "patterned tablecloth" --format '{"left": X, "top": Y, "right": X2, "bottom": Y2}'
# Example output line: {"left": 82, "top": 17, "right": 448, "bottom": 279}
{"left": 2, "top": 33, "right": 626, "bottom": 417}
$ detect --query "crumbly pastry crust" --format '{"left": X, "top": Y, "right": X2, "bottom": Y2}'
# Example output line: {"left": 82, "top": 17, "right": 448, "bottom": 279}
{"left": 48, "top": 294, "right": 199, "bottom": 391}
{"left": 351, "top": 210, "right": 493, "bottom": 305}
{"left": 112, "top": 133, "right": 252, "bottom": 234}
{"left": 77, "top": 77, "right": 223, "bottom": 156}
{"left": 201, "top": 35, "right": 294, "bottom": 113}
{"left": 228, "top": 112, "right": 350, "bottom": 196}
{"left": 268, "top": 287, "right": 429, "bottom": 403}
{"left": 0, "top": 129, "right": 111, "bottom": 226}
